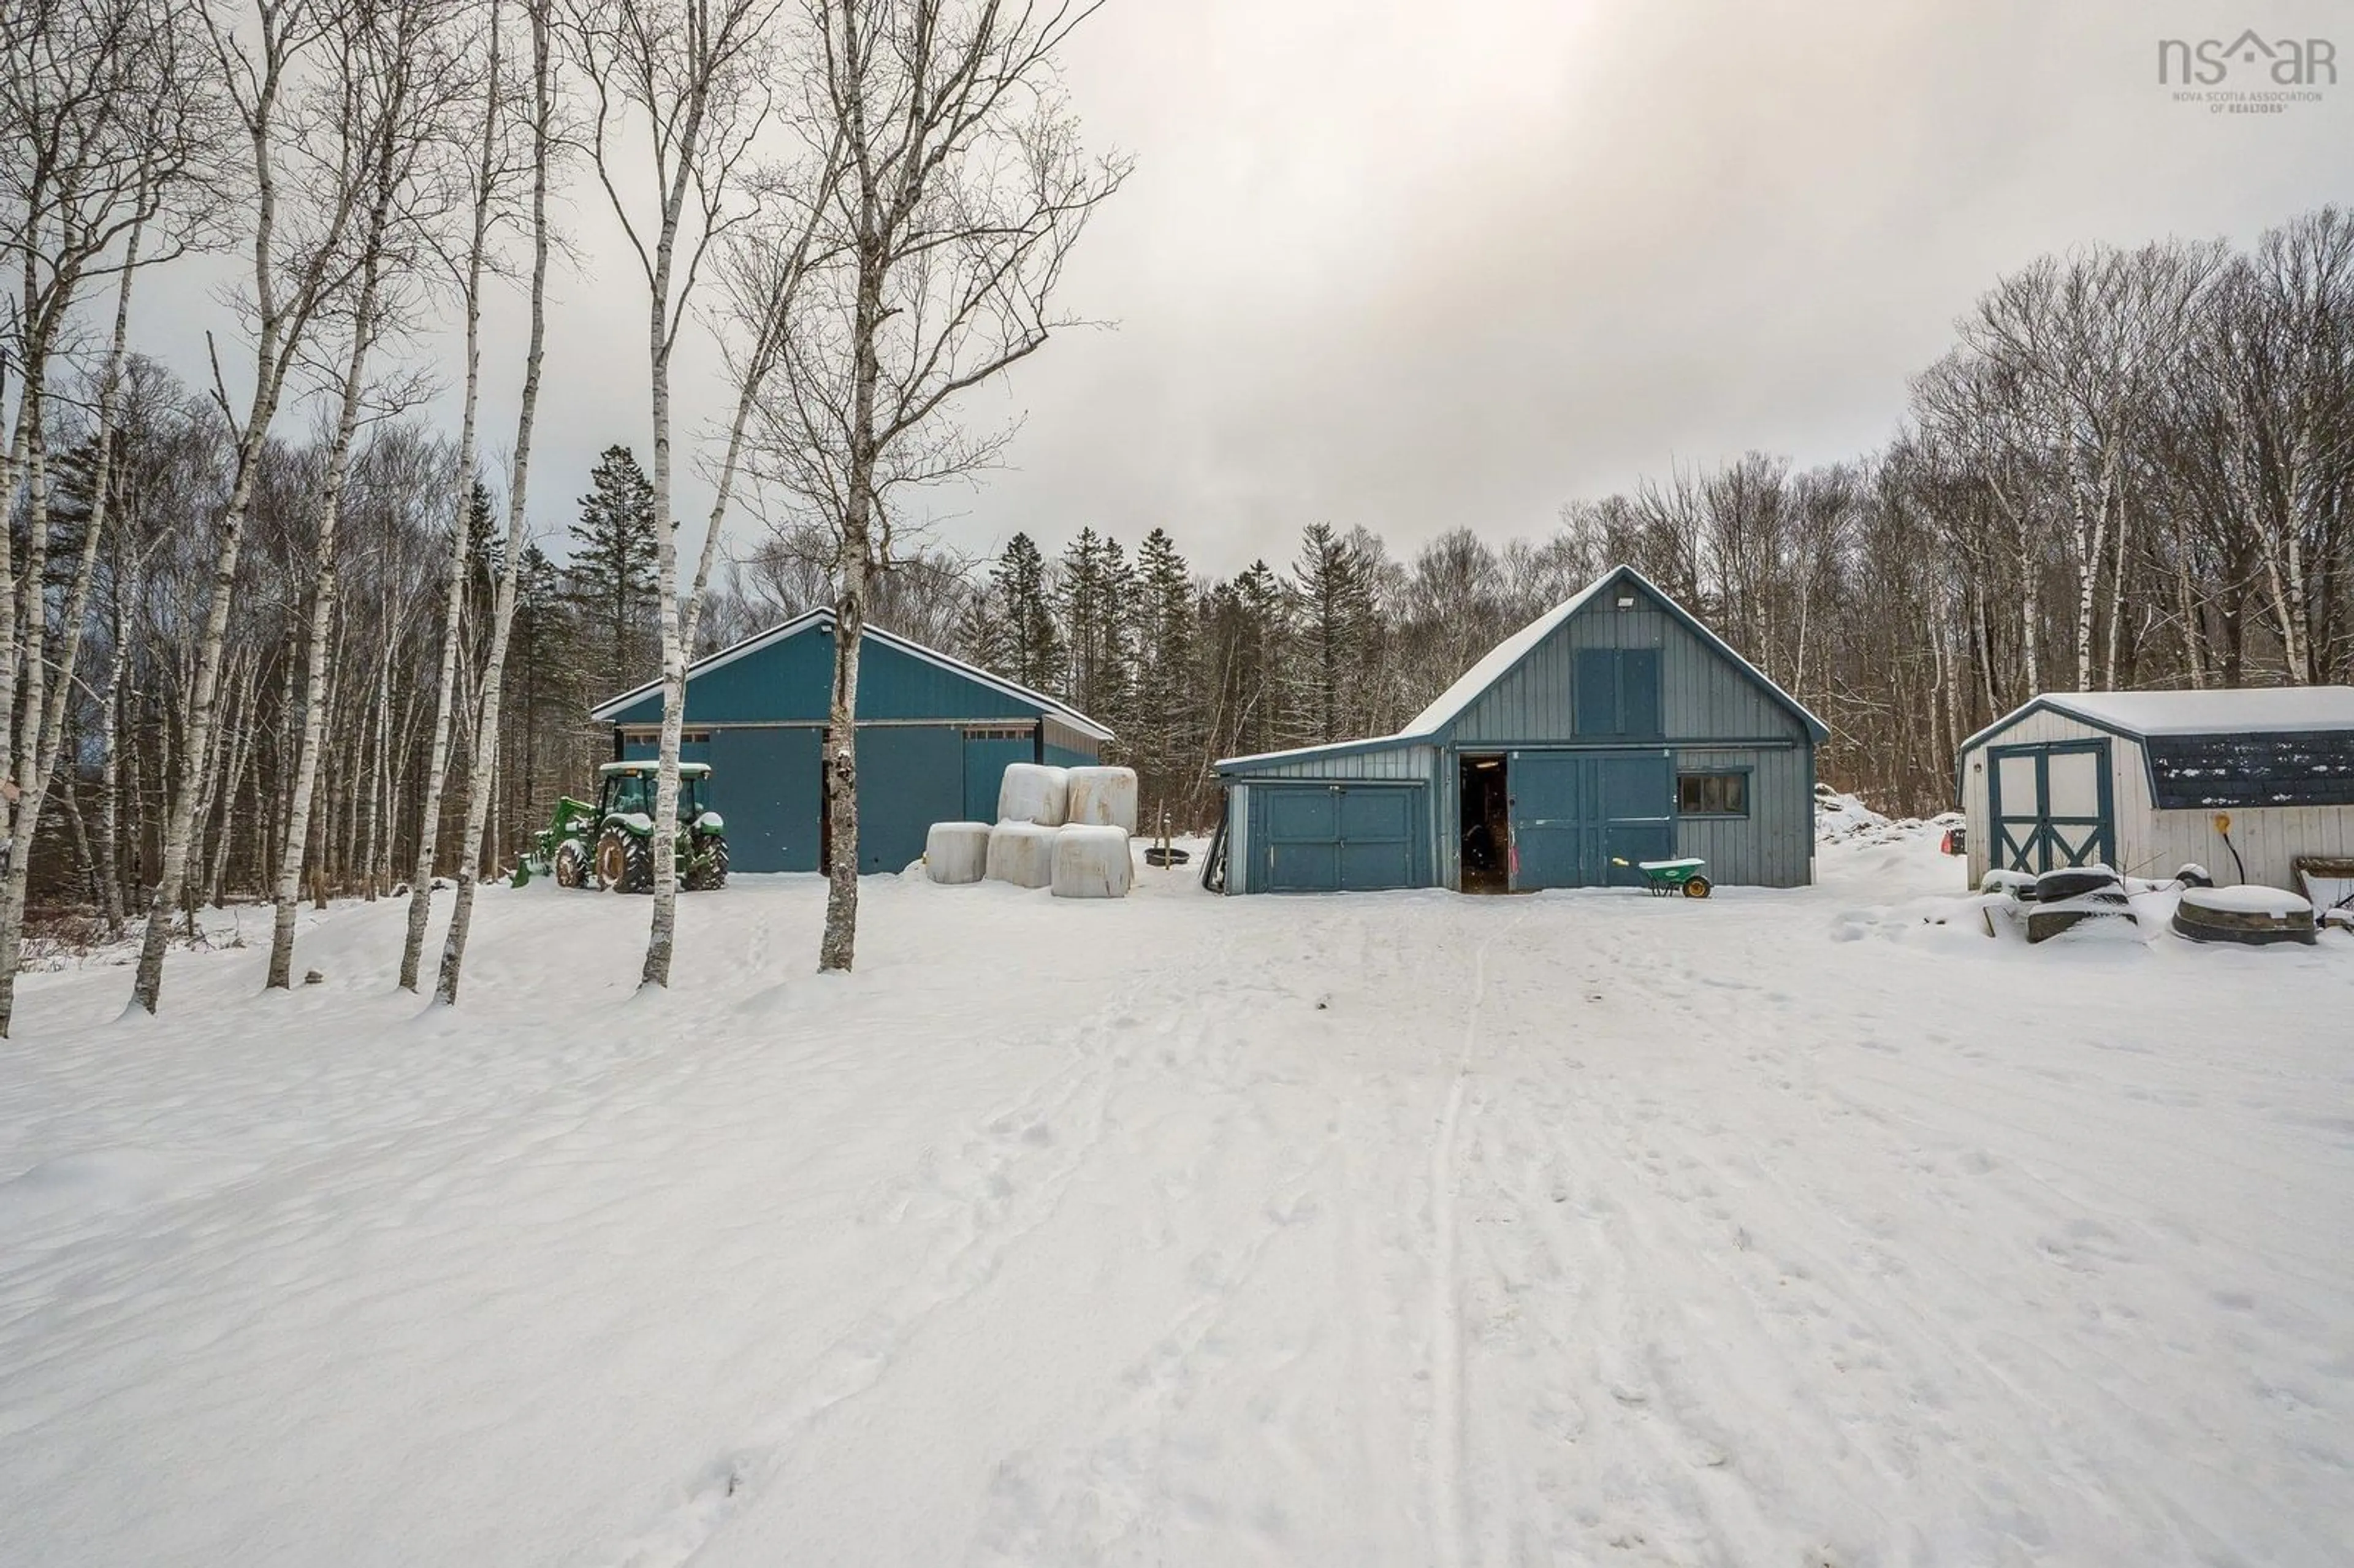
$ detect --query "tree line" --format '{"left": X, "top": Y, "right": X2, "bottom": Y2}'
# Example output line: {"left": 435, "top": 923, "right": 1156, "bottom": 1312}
{"left": 7, "top": 0, "right": 2348, "bottom": 1022}
{"left": 2, "top": 0, "right": 1123, "bottom": 1026}
{"left": 714, "top": 210, "right": 2354, "bottom": 834}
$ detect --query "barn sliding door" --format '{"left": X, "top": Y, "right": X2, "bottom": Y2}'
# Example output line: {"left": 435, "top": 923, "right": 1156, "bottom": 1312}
{"left": 1509, "top": 749, "right": 1673, "bottom": 889}
{"left": 1987, "top": 740, "right": 2114, "bottom": 873}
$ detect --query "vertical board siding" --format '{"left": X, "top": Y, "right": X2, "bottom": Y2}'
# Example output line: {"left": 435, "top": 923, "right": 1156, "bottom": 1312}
{"left": 1962, "top": 707, "right": 2354, "bottom": 889}
{"left": 1672, "top": 745, "right": 1813, "bottom": 887}
{"left": 1450, "top": 598, "right": 1804, "bottom": 748}
{"left": 1218, "top": 574, "right": 1820, "bottom": 892}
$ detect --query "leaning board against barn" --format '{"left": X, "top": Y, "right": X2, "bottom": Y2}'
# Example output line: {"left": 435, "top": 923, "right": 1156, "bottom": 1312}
{"left": 1211, "top": 565, "right": 1827, "bottom": 894}
{"left": 593, "top": 611, "right": 1110, "bottom": 875}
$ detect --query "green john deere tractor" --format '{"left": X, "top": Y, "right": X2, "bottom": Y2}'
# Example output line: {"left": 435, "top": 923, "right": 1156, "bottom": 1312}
{"left": 524, "top": 759, "right": 728, "bottom": 892}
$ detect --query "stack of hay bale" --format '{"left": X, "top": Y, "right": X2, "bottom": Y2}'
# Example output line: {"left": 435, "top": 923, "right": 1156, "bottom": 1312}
{"left": 924, "top": 763, "right": 1139, "bottom": 898}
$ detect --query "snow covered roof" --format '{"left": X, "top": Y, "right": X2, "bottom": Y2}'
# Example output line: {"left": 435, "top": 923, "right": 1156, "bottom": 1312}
{"left": 588, "top": 609, "right": 1114, "bottom": 740}
{"left": 599, "top": 759, "right": 711, "bottom": 775}
{"left": 1216, "top": 565, "right": 1828, "bottom": 772}
{"left": 1399, "top": 576, "right": 1614, "bottom": 735}
{"left": 1965, "top": 687, "right": 2354, "bottom": 749}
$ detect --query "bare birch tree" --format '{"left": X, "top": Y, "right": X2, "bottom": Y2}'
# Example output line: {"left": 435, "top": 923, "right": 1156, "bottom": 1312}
{"left": 753, "top": 0, "right": 1127, "bottom": 973}
{"left": 436, "top": 0, "right": 556, "bottom": 1005}
{"left": 562, "top": 0, "right": 783, "bottom": 990}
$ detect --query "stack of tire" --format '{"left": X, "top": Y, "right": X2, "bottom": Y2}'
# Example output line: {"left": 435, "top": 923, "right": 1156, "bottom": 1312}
{"left": 2020, "top": 865, "right": 2136, "bottom": 945}
{"left": 924, "top": 763, "right": 1140, "bottom": 899}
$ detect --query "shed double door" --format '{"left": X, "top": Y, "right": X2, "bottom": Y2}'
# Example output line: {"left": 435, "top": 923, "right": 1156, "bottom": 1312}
{"left": 1255, "top": 783, "right": 1421, "bottom": 892}
{"left": 1509, "top": 749, "right": 1673, "bottom": 890}
{"left": 1987, "top": 740, "right": 2114, "bottom": 873}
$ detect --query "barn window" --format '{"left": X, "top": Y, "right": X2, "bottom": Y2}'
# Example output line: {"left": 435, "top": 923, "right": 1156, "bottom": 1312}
{"left": 620, "top": 728, "right": 709, "bottom": 745}
{"left": 962, "top": 725, "right": 1032, "bottom": 740}
{"left": 2143, "top": 730, "right": 2354, "bottom": 809}
{"left": 1677, "top": 771, "right": 1748, "bottom": 817}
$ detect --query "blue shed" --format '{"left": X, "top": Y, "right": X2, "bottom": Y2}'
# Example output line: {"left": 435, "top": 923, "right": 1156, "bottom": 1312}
{"left": 592, "top": 611, "right": 1110, "bottom": 875}
{"left": 1209, "top": 565, "right": 1828, "bottom": 894}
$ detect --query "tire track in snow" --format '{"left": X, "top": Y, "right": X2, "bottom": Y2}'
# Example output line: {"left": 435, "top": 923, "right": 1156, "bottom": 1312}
{"left": 1429, "top": 913, "right": 1522, "bottom": 1568}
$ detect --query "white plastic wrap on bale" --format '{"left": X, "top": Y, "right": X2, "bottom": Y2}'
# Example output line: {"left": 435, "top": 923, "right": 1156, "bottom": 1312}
{"left": 924, "top": 822, "right": 992, "bottom": 885}
{"left": 1051, "top": 824, "right": 1135, "bottom": 899}
{"left": 997, "top": 763, "right": 1070, "bottom": 827}
{"left": 985, "top": 821, "right": 1058, "bottom": 888}
{"left": 1064, "top": 766, "right": 1140, "bottom": 833}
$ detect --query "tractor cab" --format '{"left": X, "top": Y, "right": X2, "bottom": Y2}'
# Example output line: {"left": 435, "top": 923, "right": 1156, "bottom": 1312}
{"left": 595, "top": 759, "right": 714, "bottom": 826}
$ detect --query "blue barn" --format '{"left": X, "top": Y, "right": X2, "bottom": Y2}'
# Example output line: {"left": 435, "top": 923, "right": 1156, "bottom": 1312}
{"left": 592, "top": 611, "right": 1110, "bottom": 875}
{"left": 1209, "top": 565, "right": 1828, "bottom": 894}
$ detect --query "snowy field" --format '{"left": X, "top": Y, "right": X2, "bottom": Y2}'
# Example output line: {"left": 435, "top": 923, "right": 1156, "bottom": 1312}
{"left": 3, "top": 828, "right": 2351, "bottom": 1568}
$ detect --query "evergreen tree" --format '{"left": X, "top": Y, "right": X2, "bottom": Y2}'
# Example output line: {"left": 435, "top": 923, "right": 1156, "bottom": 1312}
{"left": 1287, "top": 523, "right": 1372, "bottom": 745}
{"left": 989, "top": 533, "right": 1063, "bottom": 692}
{"left": 563, "top": 444, "right": 660, "bottom": 694}
{"left": 1129, "top": 527, "right": 1202, "bottom": 819}
{"left": 1056, "top": 527, "right": 1130, "bottom": 723}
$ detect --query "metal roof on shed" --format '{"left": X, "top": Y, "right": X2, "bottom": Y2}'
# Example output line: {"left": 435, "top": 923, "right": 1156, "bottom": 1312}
{"left": 1962, "top": 687, "right": 2354, "bottom": 752}
{"left": 590, "top": 609, "right": 1113, "bottom": 740}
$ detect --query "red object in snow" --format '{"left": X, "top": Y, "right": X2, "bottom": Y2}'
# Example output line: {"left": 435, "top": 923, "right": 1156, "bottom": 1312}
{"left": 1939, "top": 826, "right": 1967, "bottom": 857}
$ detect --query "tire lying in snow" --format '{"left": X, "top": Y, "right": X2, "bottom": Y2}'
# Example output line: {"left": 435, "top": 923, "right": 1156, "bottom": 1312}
{"left": 2033, "top": 866, "right": 2122, "bottom": 904}
{"left": 2024, "top": 866, "right": 2135, "bottom": 943}
{"left": 2171, "top": 886, "right": 2318, "bottom": 947}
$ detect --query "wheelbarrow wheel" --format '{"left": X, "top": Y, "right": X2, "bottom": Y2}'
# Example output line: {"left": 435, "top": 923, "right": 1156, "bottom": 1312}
{"left": 1682, "top": 875, "right": 1712, "bottom": 899}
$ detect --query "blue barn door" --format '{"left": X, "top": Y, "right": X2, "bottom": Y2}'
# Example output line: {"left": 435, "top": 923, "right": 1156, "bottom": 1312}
{"left": 1508, "top": 749, "right": 1674, "bottom": 889}
{"left": 1254, "top": 783, "right": 1421, "bottom": 891}
{"left": 706, "top": 728, "right": 821, "bottom": 872}
{"left": 855, "top": 725, "right": 966, "bottom": 873}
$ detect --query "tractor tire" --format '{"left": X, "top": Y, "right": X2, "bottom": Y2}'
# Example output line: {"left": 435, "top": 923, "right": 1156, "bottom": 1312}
{"left": 596, "top": 827, "right": 654, "bottom": 894}
{"left": 688, "top": 840, "right": 729, "bottom": 891}
{"left": 553, "top": 839, "right": 589, "bottom": 889}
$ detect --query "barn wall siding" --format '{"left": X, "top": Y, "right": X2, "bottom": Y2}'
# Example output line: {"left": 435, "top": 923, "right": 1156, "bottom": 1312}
{"left": 1961, "top": 706, "right": 2354, "bottom": 889}
{"left": 1216, "top": 571, "right": 1821, "bottom": 893}
{"left": 604, "top": 625, "right": 1047, "bottom": 728}
{"left": 1449, "top": 596, "right": 1807, "bottom": 748}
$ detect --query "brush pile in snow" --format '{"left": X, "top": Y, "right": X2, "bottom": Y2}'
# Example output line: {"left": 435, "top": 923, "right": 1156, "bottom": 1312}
{"left": 1064, "top": 767, "right": 1138, "bottom": 834}
{"left": 1050, "top": 824, "right": 1135, "bottom": 899}
{"left": 923, "top": 823, "right": 991, "bottom": 885}
{"left": 984, "top": 821, "right": 1057, "bottom": 888}
{"left": 996, "top": 764, "right": 1070, "bottom": 828}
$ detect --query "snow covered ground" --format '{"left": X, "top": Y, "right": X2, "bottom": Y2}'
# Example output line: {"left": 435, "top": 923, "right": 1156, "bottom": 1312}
{"left": 3, "top": 829, "right": 2351, "bottom": 1567}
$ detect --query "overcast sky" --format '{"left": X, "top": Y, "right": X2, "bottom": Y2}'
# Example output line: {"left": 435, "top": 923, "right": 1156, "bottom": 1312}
{"left": 139, "top": 0, "right": 2354, "bottom": 580}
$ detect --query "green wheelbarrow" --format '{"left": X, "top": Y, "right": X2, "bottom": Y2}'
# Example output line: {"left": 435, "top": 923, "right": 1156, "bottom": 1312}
{"left": 1612, "top": 855, "right": 1712, "bottom": 898}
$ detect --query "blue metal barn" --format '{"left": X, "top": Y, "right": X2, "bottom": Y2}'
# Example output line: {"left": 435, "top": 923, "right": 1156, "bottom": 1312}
{"left": 593, "top": 611, "right": 1109, "bottom": 875}
{"left": 1211, "top": 565, "right": 1828, "bottom": 894}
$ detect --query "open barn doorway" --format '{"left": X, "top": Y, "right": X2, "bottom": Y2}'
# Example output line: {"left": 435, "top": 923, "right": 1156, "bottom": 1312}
{"left": 1459, "top": 753, "right": 1510, "bottom": 892}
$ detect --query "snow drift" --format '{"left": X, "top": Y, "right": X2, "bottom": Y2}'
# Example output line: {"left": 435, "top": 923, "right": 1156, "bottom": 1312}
{"left": 1050, "top": 824, "right": 1134, "bottom": 899}
{"left": 924, "top": 823, "right": 991, "bottom": 885}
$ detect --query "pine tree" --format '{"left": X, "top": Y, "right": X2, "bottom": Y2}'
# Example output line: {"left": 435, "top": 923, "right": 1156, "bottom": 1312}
{"left": 1129, "top": 527, "right": 1201, "bottom": 817}
{"left": 1287, "top": 523, "right": 1371, "bottom": 744}
{"left": 1057, "top": 527, "right": 1130, "bottom": 722}
{"left": 989, "top": 533, "right": 1063, "bottom": 692}
{"left": 564, "top": 444, "right": 660, "bottom": 696}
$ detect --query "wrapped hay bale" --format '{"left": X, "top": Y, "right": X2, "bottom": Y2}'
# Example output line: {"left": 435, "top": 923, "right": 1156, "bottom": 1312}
{"left": 996, "top": 763, "right": 1070, "bottom": 827}
{"left": 985, "top": 821, "right": 1058, "bottom": 888}
{"left": 1064, "top": 766, "right": 1139, "bottom": 833}
{"left": 924, "top": 821, "right": 992, "bottom": 885}
{"left": 1051, "top": 823, "right": 1134, "bottom": 899}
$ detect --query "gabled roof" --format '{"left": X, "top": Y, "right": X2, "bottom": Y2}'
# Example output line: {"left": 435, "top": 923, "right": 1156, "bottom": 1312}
{"left": 589, "top": 608, "right": 1114, "bottom": 740}
{"left": 1216, "top": 564, "right": 1827, "bottom": 773}
{"left": 1962, "top": 687, "right": 2354, "bottom": 751}
{"left": 1407, "top": 565, "right": 1828, "bottom": 743}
